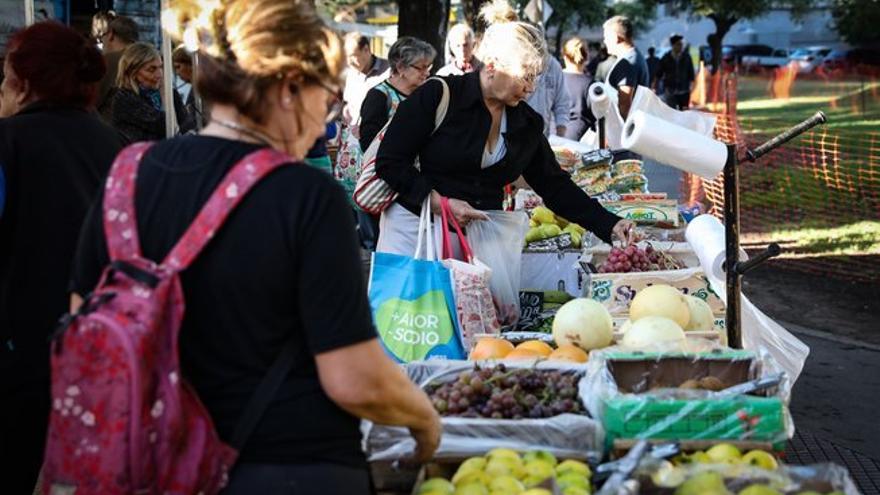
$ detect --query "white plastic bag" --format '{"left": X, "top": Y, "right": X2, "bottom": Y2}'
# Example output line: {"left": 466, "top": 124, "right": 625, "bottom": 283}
{"left": 466, "top": 211, "right": 530, "bottom": 326}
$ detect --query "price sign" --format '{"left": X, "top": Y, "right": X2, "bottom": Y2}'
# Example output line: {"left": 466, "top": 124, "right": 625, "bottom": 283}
{"left": 519, "top": 290, "right": 544, "bottom": 321}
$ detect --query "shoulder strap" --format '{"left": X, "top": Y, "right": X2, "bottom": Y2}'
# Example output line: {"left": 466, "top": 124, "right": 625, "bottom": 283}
{"left": 163, "top": 147, "right": 294, "bottom": 271}
{"left": 431, "top": 77, "right": 450, "bottom": 132}
{"left": 229, "top": 338, "right": 297, "bottom": 451}
{"left": 104, "top": 142, "right": 156, "bottom": 261}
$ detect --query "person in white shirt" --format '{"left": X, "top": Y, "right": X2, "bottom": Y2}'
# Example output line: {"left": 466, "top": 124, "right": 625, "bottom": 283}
{"left": 526, "top": 55, "right": 571, "bottom": 137}
{"left": 437, "top": 23, "right": 482, "bottom": 76}
{"left": 341, "top": 33, "right": 390, "bottom": 126}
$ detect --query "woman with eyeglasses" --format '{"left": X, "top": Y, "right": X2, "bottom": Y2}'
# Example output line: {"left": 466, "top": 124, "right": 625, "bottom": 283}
{"left": 374, "top": 0, "right": 636, "bottom": 256}
{"left": 358, "top": 36, "right": 436, "bottom": 151}
{"left": 111, "top": 42, "right": 194, "bottom": 143}
{"left": 70, "top": 0, "right": 440, "bottom": 493}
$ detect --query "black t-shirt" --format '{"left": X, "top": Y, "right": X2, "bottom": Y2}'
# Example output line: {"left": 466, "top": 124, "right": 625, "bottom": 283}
{"left": 607, "top": 48, "right": 650, "bottom": 89}
{"left": 71, "top": 135, "right": 377, "bottom": 466}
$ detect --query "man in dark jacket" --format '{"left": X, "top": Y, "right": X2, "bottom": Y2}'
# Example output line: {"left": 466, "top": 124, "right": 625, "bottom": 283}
{"left": 95, "top": 16, "right": 139, "bottom": 120}
{"left": 656, "top": 34, "right": 696, "bottom": 110}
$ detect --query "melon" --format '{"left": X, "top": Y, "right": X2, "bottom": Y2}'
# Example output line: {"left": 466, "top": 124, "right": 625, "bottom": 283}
{"left": 552, "top": 298, "right": 613, "bottom": 351}
{"left": 630, "top": 285, "right": 690, "bottom": 328}
{"left": 621, "top": 316, "right": 686, "bottom": 349}
{"left": 684, "top": 295, "right": 714, "bottom": 331}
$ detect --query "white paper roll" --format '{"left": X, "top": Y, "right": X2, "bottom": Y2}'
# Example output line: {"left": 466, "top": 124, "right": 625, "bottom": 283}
{"left": 685, "top": 214, "right": 747, "bottom": 280}
{"left": 622, "top": 110, "right": 728, "bottom": 179}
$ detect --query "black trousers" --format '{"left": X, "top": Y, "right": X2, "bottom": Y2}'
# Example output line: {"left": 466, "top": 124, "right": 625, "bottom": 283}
{"left": 355, "top": 209, "right": 381, "bottom": 251}
{"left": 221, "top": 462, "right": 372, "bottom": 495}
{"left": 0, "top": 374, "right": 49, "bottom": 495}
{"left": 663, "top": 91, "right": 690, "bottom": 110}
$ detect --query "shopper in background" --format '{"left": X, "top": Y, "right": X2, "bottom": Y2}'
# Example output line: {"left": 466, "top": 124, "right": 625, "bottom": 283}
{"left": 646, "top": 46, "right": 661, "bottom": 89}
{"left": 111, "top": 42, "right": 193, "bottom": 143}
{"left": 585, "top": 41, "right": 604, "bottom": 78}
{"left": 0, "top": 21, "right": 121, "bottom": 494}
{"left": 602, "top": 15, "right": 649, "bottom": 119}
{"left": 95, "top": 14, "right": 139, "bottom": 120}
{"left": 437, "top": 23, "right": 481, "bottom": 76}
{"left": 341, "top": 32, "right": 390, "bottom": 127}
{"left": 656, "top": 34, "right": 695, "bottom": 110}
{"left": 561, "top": 36, "right": 594, "bottom": 141}
{"left": 172, "top": 45, "right": 199, "bottom": 123}
{"left": 74, "top": 0, "right": 439, "bottom": 492}
{"left": 374, "top": 0, "right": 635, "bottom": 256}
{"left": 357, "top": 36, "right": 436, "bottom": 251}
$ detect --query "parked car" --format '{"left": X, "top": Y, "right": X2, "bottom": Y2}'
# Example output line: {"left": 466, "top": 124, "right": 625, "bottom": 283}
{"left": 789, "top": 46, "right": 832, "bottom": 73}
{"left": 821, "top": 48, "right": 880, "bottom": 76}
{"left": 722, "top": 44, "right": 774, "bottom": 66}
{"left": 742, "top": 48, "right": 792, "bottom": 70}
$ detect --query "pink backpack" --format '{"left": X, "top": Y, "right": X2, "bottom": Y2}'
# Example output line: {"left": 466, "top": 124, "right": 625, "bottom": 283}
{"left": 42, "top": 142, "right": 297, "bottom": 495}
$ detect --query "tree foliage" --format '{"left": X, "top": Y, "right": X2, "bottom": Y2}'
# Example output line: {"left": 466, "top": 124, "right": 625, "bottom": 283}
{"left": 830, "top": 0, "right": 880, "bottom": 45}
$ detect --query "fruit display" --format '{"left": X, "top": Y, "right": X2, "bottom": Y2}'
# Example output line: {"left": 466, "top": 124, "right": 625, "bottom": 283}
{"left": 414, "top": 449, "right": 593, "bottom": 495}
{"left": 637, "top": 444, "right": 851, "bottom": 494}
{"left": 595, "top": 243, "right": 684, "bottom": 273}
{"left": 525, "top": 207, "right": 586, "bottom": 250}
{"left": 424, "top": 364, "right": 586, "bottom": 419}
{"left": 620, "top": 316, "right": 687, "bottom": 349}
{"left": 551, "top": 299, "right": 614, "bottom": 351}
{"left": 468, "top": 337, "right": 589, "bottom": 364}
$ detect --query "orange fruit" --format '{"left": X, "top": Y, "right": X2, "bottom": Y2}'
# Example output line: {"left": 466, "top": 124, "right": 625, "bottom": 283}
{"left": 469, "top": 337, "right": 514, "bottom": 360}
{"left": 515, "top": 340, "right": 554, "bottom": 357}
{"left": 548, "top": 344, "right": 589, "bottom": 363}
{"left": 503, "top": 348, "right": 543, "bottom": 360}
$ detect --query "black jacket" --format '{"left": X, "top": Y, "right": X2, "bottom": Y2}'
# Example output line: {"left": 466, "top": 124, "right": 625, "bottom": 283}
{"left": 375, "top": 72, "right": 621, "bottom": 244}
{"left": 0, "top": 102, "right": 121, "bottom": 372}
{"left": 111, "top": 87, "right": 194, "bottom": 145}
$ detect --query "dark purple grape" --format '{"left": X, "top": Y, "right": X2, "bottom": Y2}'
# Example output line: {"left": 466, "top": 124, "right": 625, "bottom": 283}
{"left": 458, "top": 398, "right": 470, "bottom": 409}
{"left": 449, "top": 390, "right": 462, "bottom": 402}
{"left": 461, "top": 385, "right": 474, "bottom": 397}
{"left": 470, "top": 377, "right": 484, "bottom": 393}
{"left": 522, "top": 394, "right": 538, "bottom": 408}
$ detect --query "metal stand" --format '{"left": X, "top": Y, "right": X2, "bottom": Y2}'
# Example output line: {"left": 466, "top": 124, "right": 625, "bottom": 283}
{"left": 723, "top": 111, "right": 827, "bottom": 348}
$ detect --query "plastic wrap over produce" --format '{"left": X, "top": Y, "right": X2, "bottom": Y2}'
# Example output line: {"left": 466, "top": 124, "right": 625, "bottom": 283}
{"left": 634, "top": 459, "right": 862, "bottom": 495}
{"left": 363, "top": 360, "right": 605, "bottom": 463}
{"left": 582, "top": 340, "right": 794, "bottom": 448}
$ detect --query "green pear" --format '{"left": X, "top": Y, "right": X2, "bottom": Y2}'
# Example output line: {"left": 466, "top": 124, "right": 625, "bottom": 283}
{"left": 488, "top": 475, "right": 524, "bottom": 494}
{"left": 557, "top": 472, "right": 590, "bottom": 491}
{"left": 452, "top": 470, "right": 489, "bottom": 487}
{"left": 737, "top": 484, "right": 782, "bottom": 495}
{"left": 741, "top": 450, "right": 779, "bottom": 470}
{"left": 561, "top": 487, "right": 591, "bottom": 495}
{"left": 531, "top": 207, "right": 556, "bottom": 225}
{"left": 454, "top": 483, "right": 489, "bottom": 495}
{"left": 556, "top": 459, "right": 592, "bottom": 478}
{"left": 538, "top": 224, "right": 563, "bottom": 239}
{"left": 523, "top": 450, "right": 558, "bottom": 467}
{"left": 418, "top": 478, "right": 455, "bottom": 495}
{"left": 486, "top": 448, "right": 521, "bottom": 462}
{"left": 705, "top": 443, "right": 743, "bottom": 463}
{"left": 521, "top": 489, "right": 553, "bottom": 495}
{"left": 485, "top": 457, "right": 523, "bottom": 478}
{"left": 456, "top": 457, "right": 487, "bottom": 474}
{"left": 650, "top": 461, "right": 685, "bottom": 488}
{"left": 523, "top": 460, "right": 555, "bottom": 482}
{"left": 675, "top": 472, "right": 731, "bottom": 495}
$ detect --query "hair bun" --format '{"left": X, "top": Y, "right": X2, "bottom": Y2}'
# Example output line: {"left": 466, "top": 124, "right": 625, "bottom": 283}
{"left": 480, "top": 0, "right": 518, "bottom": 25}
{"left": 76, "top": 43, "right": 107, "bottom": 83}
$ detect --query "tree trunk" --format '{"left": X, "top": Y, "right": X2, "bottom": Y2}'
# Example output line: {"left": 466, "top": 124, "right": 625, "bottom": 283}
{"left": 398, "top": 0, "right": 451, "bottom": 70}
{"left": 708, "top": 14, "right": 737, "bottom": 74}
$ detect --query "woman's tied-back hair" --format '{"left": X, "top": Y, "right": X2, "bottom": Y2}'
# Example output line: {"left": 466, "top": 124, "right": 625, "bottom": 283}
{"left": 161, "top": 0, "right": 344, "bottom": 123}
{"left": 563, "top": 37, "right": 588, "bottom": 67}
{"left": 6, "top": 21, "right": 106, "bottom": 108}
{"left": 388, "top": 37, "right": 437, "bottom": 75}
{"left": 116, "top": 42, "right": 161, "bottom": 93}
{"left": 475, "top": 0, "right": 546, "bottom": 79}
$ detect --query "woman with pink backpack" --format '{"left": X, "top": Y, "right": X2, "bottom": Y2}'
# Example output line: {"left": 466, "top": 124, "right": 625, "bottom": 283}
{"left": 57, "top": 0, "right": 439, "bottom": 493}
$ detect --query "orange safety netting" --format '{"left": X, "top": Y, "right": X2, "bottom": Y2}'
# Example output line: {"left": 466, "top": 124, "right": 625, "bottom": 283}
{"left": 683, "top": 69, "right": 880, "bottom": 283}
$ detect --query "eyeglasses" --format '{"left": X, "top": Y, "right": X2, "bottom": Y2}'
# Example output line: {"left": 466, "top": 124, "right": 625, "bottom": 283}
{"left": 409, "top": 63, "right": 433, "bottom": 74}
{"left": 317, "top": 80, "right": 343, "bottom": 124}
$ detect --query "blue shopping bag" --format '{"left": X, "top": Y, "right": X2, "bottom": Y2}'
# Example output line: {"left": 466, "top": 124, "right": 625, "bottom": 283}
{"left": 368, "top": 201, "right": 465, "bottom": 362}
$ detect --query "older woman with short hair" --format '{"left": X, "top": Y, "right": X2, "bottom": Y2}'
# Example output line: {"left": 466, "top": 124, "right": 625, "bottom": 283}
{"left": 357, "top": 36, "right": 437, "bottom": 151}
{"left": 111, "top": 42, "right": 193, "bottom": 143}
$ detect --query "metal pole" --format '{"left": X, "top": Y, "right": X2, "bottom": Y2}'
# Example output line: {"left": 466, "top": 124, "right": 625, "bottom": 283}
{"left": 160, "top": 0, "right": 177, "bottom": 139}
{"left": 23, "top": 0, "right": 35, "bottom": 26}
{"left": 723, "top": 143, "right": 742, "bottom": 349}
{"left": 192, "top": 52, "right": 204, "bottom": 130}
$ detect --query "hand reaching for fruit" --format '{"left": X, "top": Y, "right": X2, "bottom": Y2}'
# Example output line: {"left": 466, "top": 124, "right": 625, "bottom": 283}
{"left": 612, "top": 219, "right": 637, "bottom": 245}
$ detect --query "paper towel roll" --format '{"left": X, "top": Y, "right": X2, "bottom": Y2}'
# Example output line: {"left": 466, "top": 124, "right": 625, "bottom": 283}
{"left": 685, "top": 214, "right": 747, "bottom": 280}
{"left": 622, "top": 110, "right": 728, "bottom": 179}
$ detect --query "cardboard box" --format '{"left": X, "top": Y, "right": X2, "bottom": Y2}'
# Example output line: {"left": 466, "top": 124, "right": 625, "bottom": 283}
{"left": 597, "top": 351, "right": 788, "bottom": 452}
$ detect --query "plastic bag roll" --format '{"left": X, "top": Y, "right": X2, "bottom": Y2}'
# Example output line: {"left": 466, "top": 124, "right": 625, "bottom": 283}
{"left": 622, "top": 110, "right": 728, "bottom": 179}
{"left": 588, "top": 82, "right": 617, "bottom": 119}
{"left": 685, "top": 214, "right": 747, "bottom": 280}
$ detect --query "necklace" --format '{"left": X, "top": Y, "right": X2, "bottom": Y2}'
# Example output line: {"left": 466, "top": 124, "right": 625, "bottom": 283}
{"left": 211, "top": 118, "right": 276, "bottom": 146}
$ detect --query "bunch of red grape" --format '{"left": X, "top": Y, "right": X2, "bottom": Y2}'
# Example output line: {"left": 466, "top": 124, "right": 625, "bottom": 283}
{"left": 425, "top": 364, "right": 584, "bottom": 419}
{"left": 596, "top": 244, "right": 681, "bottom": 273}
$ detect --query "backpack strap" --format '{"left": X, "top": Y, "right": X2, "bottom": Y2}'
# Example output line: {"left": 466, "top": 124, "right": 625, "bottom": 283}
{"left": 104, "top": 142, "right": 157, "bottom": 261}
{"left": 162, "top": 147, "right": 294, "bottom": 271}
